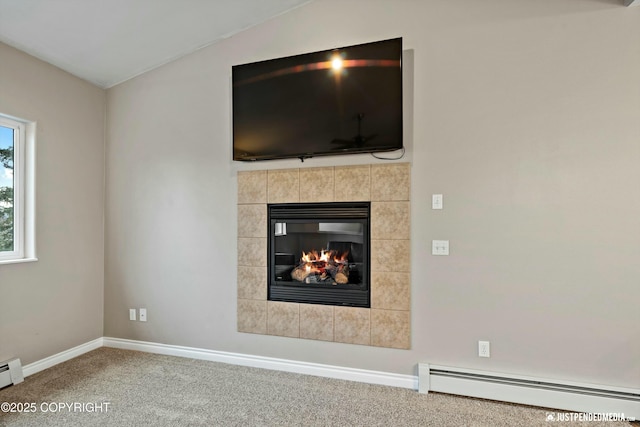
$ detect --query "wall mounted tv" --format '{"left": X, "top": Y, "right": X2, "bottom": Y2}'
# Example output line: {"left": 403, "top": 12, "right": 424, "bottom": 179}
{"left": 232, "top": 37, "right": 403, "bottom": 161}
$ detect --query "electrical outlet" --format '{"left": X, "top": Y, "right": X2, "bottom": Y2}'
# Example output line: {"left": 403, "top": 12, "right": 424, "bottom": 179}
{"left": 478, "top": 340, "right": 490, "bottom": 358}
{"left": 139, "top": 308, "right": 147, "bottom": 322}
{"left": 129, "top": 309, "right": 136, "bottom": 321}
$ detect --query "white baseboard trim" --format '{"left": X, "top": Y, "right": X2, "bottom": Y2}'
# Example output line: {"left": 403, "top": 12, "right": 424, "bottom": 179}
{"left": 22, "top": 338, "right": 103, "bottom": 377}
{"left": 102, "top": 337, "right": 418, "bottom": 390}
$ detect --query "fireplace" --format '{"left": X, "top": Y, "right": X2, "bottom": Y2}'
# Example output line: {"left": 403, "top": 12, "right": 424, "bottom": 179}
{"left": 237, "top": 164, "right": 411, "bottom": 348}
{"left": 267, "top": 202, "right": 370, "bottom": 308}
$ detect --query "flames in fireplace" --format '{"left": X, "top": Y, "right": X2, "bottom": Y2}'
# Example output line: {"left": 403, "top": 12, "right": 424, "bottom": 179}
{"left": 291, "top": 249, "right": 351, "bottom": 285}
{"left": 301, "top": 249, "right": 348, "bottom": 264}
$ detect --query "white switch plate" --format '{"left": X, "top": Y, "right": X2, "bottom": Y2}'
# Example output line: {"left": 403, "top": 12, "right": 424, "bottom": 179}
{"left": 139, "top": 308, "right": 147, "bottom": 322}
{"left": 432, "top": 194, "right": 443, "bottom": 209}
{"left": 432, "top": 240, "right": 449, "bottom": 255}
{"left": 129, "top": 309, "right": 136, "bottom": 321}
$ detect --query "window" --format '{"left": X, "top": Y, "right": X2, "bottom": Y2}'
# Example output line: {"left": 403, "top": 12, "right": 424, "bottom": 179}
{"left": 0, "top": 114, "right": 35, "bottom": 264}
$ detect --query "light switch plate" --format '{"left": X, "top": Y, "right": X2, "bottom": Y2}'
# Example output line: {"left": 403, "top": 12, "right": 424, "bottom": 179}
{"left": 432, "top": 240, "right": 449, "bottom": 255}
{"left": 432, "top": 194, "right": 443, "bottom": 209}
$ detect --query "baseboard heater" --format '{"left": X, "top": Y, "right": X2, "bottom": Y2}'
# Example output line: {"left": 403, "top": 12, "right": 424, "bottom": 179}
{"left": 0, "top": 358, "right": 24, "bottom": 389}
{"left": 418, "top": 363, "right": 639, "bottom": 421}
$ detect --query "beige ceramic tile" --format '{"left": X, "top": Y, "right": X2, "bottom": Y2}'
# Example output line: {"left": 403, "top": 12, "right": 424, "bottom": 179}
{"left": 299, "top": 304, "right": 334, "bottom": 342}
{"left": 237, "top": 238, "right": 267, "bottom": 267}
{"left": 370, "top": 239, "right": 410, "bottom": 272}
{"left": 238, "top": 170, "right": 267, "bottom": 204}
{"left": 237, "top": 299, "right": 267, "bottom": 334}
{"left": 299, "top": 167, "right": 335, "bottom": 202}
{"left": 334, "top": 307, "right": 370, "bottom": 345}
{"left": 371, "top": 202, "right": 410, "bottom": 240}
{"left": 268, "top": 169, "right": 300, "bottom": 203}
{"left": 237, "top": 266, "right": 267, "bottom": 300}
{"left": 237, "top": 163, "right": 412, "bottom": 349}
{"left": 371, "top": 309, "right": 410, "bottom": 349}
{"left": 334, "top": 165, "right": 371, "bottom": 201}
{"left": 237, "top": 204, "right": 267, "bottom": 238}
{"left": 371, "top": 163, "right": 410, "bottom": 201}
{"left": 371, "top": 272, "right": 410, "bottom": 310}
{"left": 267, "top": 301, "right": 299, "bottom": 338}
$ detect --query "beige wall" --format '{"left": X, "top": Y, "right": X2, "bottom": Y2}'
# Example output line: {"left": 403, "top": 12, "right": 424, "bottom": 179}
{"left": 104, "top": 0, "right": 640, "bottom": 389}
{"left": 0, "top": 43, "right": 105, "bottom": 364}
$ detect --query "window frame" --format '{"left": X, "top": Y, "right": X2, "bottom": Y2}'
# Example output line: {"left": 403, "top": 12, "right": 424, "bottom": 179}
{"left": 0, "top": 113, "right": 36, "bottom": 264}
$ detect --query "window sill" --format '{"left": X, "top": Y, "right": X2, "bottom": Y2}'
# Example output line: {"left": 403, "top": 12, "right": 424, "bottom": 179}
{"left": 0, "top": 257, "right": 38, "bottom": 265}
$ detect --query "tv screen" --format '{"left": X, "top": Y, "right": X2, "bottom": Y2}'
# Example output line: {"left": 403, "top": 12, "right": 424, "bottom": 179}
{"left": 232, "top": 38, "right": 403, "bottom": 161}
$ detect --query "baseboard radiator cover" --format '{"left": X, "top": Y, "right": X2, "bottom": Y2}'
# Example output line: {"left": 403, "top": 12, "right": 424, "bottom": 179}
{"left": 419, "top": 363, "right": 639, "bottom": 421}
{"left": 0, "top": 358, "right": 24, "bottom": 389}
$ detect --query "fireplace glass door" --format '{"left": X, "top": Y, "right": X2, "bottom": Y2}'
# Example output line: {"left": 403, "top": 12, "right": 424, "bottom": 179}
{"left": 267, "top": 202, "right": 370, "bottom": 307}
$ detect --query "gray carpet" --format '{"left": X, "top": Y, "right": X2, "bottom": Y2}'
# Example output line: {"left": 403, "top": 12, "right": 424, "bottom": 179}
{"left": 0, "top": 348, "right": 633, "bottom": 426}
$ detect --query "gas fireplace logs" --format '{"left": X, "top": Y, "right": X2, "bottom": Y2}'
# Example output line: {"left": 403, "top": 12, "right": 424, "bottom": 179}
{"left": 290, "top": 249, "right": 350, "bottom": 285}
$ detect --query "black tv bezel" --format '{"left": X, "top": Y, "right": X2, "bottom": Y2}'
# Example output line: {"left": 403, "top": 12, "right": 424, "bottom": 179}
{"left": 231, "top": 37, "right": 403, "bottom": 162}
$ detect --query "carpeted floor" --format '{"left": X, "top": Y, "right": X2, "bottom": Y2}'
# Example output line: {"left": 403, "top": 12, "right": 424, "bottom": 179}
{"left": 0, "top": 348, "right": 633, "bottom": 426}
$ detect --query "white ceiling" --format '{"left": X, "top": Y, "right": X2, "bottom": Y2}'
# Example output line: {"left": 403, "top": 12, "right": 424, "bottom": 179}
{"left": 0, "top": 0, "right": 312, "bottom": 88}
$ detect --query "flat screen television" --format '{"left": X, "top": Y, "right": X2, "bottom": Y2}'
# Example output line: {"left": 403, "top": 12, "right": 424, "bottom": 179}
{"left": 232, "top": 37, "right": 403, "bottom": 161}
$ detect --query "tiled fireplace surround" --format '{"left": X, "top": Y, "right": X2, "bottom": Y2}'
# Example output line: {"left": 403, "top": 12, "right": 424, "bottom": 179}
{"left": 237, "top": 163, "right": 410, "bottom": 349}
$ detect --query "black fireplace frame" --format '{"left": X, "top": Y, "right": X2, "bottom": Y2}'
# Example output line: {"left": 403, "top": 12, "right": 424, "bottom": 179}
{"left": 267, "top": 202, "right": 371, "bottom": 308}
